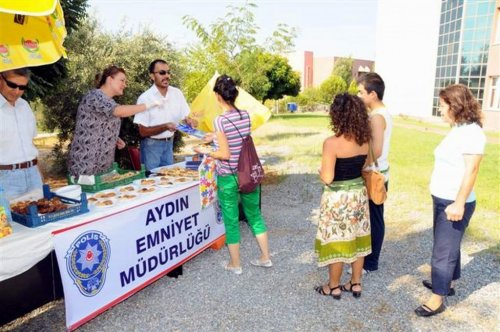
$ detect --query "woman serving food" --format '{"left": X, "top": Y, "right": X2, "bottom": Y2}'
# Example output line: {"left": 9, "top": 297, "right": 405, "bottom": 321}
{"left": 68, "top": 65, "right": 162, "bottom": 179}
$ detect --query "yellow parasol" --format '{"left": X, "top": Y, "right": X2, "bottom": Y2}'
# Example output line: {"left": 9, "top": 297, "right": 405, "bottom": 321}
{"left": 190, "top": 73, "right": 272, "bottom": 133}
{"left": 0, "top": 0, "right": 67, "bottom": 71}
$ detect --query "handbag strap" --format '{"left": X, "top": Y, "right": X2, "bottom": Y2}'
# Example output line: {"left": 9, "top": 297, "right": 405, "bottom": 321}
{"left": 221, "top": 113, "right": 250, "bottom": 178}
{"left": 368, "top": 140, "right": 380, "bottom": 169}
{"left": 222, "top": 113, "right": 249, "bottom": 140}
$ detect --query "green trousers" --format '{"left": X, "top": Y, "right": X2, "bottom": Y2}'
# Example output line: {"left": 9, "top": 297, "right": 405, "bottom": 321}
{"left": 217, "top": 174, "right": 267, "bottom": 244}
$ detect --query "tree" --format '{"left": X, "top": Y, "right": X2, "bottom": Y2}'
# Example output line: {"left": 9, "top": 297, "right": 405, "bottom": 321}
{"left": 319, "top": 75, "right": 347, "bottom": 103}
{"left": 234, "top": 49, "right": 271, "bottom": 100}
{"left": 258, "top": 53, "right": 300, "bottom": 102}
{"left": 182, "top": 2, "right": 299, "bottom": 102}
{"left": 294, "top": 87, "right": 322, "bottom": 106}
{"left": 265, "top": 23, "right": 298, "bottom": 54}
{"left": 348, "top": 79, "right": 358, "bottom": 95}
{"left": 181, "top": 2, "right": 259, "bottom": 83}
{"left": 332, "top": 57, "right": 354, "bottom": 85}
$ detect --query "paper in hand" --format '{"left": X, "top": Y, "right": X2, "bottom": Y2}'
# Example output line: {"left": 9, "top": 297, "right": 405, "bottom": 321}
{"left": 176, "top": 123, "right": 206, "bottom": 139}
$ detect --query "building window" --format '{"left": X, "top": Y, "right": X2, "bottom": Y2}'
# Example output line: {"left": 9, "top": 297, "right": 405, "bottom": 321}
{"left": 489, "top": 76, "right": 500, "bottom": 110}
{"left": 432, "top": 0, "right": 495, "bottom": 116}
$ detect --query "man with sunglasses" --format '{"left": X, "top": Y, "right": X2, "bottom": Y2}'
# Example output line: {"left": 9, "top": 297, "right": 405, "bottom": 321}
{"left": 134, "top": 59, "right": 195, "bottom": 171}
{"left": 0, "top": 68, "right": 43, "bottom": 200}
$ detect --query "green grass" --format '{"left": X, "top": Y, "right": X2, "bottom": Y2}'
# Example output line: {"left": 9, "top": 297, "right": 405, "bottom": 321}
{"left": 393, "top": 116, "right": 448, "bottom": 131}
{"left": 255, "top": 114, "right": 500, "bottom": 244}
{"left": 393, "top": 115, "right": 500, "bottom": 141}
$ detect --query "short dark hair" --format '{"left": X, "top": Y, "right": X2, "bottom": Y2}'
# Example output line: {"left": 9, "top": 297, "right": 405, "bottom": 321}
{"left": 357, "top": 72, "right": 385, "bottom": 100}
{"left": 2, "top": 68, "right": 31, "bottom": 78}
{"left": 148, "top": 59, "right": 167, "bottom": 73}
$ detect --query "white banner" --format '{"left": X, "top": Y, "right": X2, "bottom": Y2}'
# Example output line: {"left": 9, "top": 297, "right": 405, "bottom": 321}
{"left": 52, "top": 185, "right": 224, "bottom": 330}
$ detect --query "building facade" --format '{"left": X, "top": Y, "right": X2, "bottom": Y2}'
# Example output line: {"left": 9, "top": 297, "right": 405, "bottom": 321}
{"left": 287, "top": 51, "right": 374, "bottom": 90}
{"left": 483, "top": 1, "right": 500, "bottom": 126}
{"left": 287, "top": 51, "right": 314, "bottom": 89}
{"left": 313, "top": 57, "right": 373, "bottom": 87}
{"left": 376, "top": 0, "right": 498, "bottom": 130}
{"left": 433, "top": 0, "right": 497, "bottom": 119}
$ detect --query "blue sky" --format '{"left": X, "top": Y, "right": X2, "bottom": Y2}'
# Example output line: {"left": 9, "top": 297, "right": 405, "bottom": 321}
{"left": 88, "top": 0, "right": 378, "bottom": 60}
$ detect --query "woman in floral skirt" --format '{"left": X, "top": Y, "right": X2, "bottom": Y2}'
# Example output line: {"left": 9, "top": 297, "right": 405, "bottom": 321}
{"left": 315, "top": 93, "right": 371, "bottom": 299}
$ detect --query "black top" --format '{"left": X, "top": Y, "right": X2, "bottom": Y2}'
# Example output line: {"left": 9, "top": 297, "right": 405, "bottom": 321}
{"left": 334, "top": 155, "right": 367, "bottom": 181}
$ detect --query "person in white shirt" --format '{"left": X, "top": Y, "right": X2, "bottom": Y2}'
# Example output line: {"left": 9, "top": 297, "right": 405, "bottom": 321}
{"left": 0, "top": 68, "right": 43, "bottom": 200}
{"left": 134, "top": 59, "right": 195, "bottom": 171}
{"left": 415, "top": 84, "right": 485, "bottom": 317}
{"left": 356, "top": 73, "right": 392, "bottom": 274}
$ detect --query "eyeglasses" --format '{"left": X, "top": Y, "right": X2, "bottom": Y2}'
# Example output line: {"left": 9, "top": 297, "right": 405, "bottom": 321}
{"left": 1, "top": 74, "right": 28, "bottom": 91}
{"left": 153, "top": 70, "right": 171, "bottom": 76}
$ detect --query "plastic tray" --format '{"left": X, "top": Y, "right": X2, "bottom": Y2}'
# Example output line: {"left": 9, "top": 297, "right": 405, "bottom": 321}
{"left": 68, "top": 162, "right": 146, "bottom": 193}
{"left": 12, "top": 184, "right": 89, "bottom": 228}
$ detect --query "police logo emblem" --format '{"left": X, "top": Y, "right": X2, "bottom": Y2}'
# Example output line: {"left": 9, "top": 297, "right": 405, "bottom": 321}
{"left": 66, "top": 230, "right": 111, "bottom": 297}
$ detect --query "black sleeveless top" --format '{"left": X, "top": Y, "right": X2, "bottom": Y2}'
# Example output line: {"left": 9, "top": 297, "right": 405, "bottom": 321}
{"left": 334, "top": 155, "right": 367, "bottom": 181}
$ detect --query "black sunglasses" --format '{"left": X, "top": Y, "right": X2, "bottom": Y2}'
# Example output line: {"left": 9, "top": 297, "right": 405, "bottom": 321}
{"left": 153, "top": 70, "right": 171, "bottom": 76}
{"left": 1, "top": 74, "right": 28, "bottom": 91}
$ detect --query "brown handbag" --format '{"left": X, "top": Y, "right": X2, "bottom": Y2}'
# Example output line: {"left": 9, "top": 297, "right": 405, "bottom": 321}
{"left": 361, "top": 141, "right": 387, "bottom": 205}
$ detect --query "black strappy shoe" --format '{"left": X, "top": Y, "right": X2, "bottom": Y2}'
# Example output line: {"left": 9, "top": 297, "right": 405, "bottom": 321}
{"left": 314, "top": 284, "right": 342, "bottom": 300}
{"left": 341, "top": 280, "right": 362, "bottom": 298}
{"left": 415, "top": 303, "right": 446, "bottom": 317}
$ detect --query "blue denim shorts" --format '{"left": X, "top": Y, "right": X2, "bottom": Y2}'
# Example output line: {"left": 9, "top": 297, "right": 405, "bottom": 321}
{"left": 0, "top": 166, "right": 43, "bottom": 200}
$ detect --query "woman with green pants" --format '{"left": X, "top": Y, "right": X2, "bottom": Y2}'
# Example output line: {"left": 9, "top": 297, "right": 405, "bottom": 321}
{"left": 194, "top": 75, "right": 271, "bottom": 275}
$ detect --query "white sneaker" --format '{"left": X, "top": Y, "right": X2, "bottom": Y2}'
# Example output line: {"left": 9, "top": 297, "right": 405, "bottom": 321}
{"left": 250, "top": 259, "right": 273, "bottom": 268}
{"left": 347, "top": 267, "right": 370, "bottom": 275}
{"left": 224, "top": 264, "right": 242, "bottom": 275}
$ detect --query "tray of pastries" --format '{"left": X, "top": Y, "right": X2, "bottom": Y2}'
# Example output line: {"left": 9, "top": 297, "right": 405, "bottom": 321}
{"left": 11, "top": 198, "right": 68, "bottom": 215}
{"left": 153, "top": 166, "right": 198, "bottom": 178}
{"left": 10, "top": 184, "right": 89, "bottom": 227}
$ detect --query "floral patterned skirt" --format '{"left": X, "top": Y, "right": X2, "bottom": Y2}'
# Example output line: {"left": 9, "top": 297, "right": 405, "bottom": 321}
{"left": 315, "top": 177, "right": 371, "bottom": 266}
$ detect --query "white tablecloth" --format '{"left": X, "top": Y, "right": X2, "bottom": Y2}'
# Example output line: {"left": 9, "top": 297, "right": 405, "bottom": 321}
{"left": 0, "top": 181, "right": 198, "bottom": 282}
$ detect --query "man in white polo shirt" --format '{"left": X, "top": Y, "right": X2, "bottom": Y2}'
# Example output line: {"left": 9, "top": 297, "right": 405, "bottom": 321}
{"left": 134, "top": 59, "right": 194, "bottom": 172}
{"left": 0, "top": 68, "right": 43, "bottom": 200}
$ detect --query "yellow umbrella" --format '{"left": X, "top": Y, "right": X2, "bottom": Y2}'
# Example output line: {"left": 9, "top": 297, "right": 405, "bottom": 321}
{"left": 0, "top": 0, "right": 67, "bottom": 71}
{"left": 190, "top": 73, "right": 272, "bottom": 133}
{"left": 0, "top": 0, "right": 58, "bottom": 15}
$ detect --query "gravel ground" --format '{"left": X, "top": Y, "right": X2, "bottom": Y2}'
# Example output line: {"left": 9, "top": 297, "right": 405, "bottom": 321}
{"left": 3, "top": 174, "right": 499, "bottom": 332}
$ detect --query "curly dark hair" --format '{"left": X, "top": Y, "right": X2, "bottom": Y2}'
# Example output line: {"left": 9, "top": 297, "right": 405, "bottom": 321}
{"left": 329, "top": 93, "right": 371, "bottom": 145}
{"left": 439, "top": 84, "right": 482, "bottom": 127}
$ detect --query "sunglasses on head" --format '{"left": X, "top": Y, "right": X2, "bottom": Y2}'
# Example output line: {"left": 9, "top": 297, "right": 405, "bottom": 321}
{"left": 1, "top": 74, "right": 28, "bottom": 91}
{"left": 153, "top": 70, "right": 171, "bottom": 76}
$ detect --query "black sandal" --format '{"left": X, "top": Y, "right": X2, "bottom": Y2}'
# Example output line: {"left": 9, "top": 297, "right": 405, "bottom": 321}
{"left": 341, "top": 280, "right": 362, "bottom": 298}
{"left": 415, "top": 303, "right": 446, "bottom": 317}
{"left": 314, "top": 284, "right": 342, "bottom": 300}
